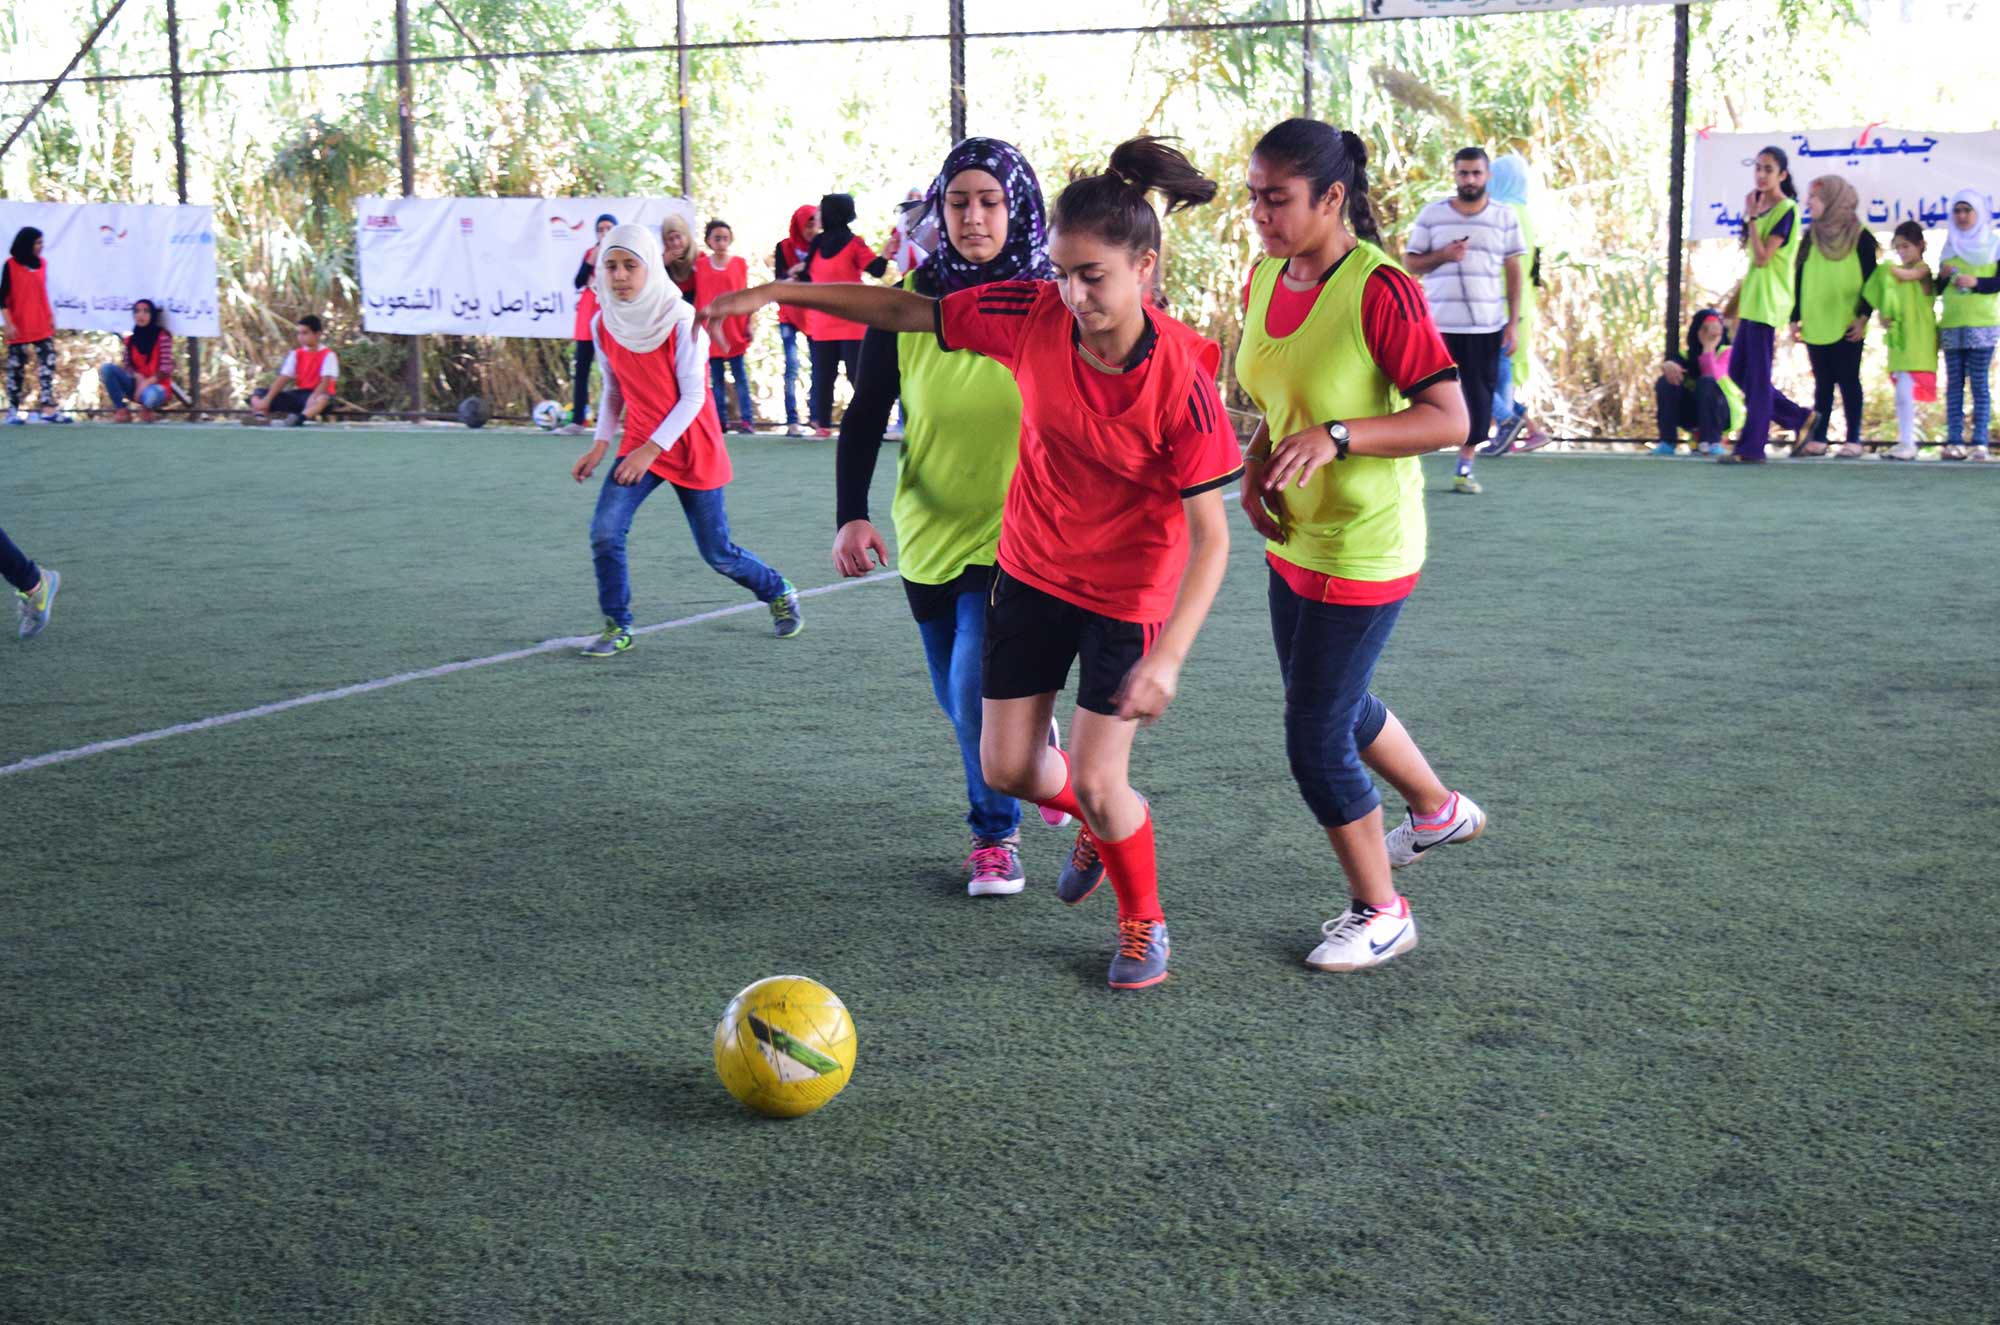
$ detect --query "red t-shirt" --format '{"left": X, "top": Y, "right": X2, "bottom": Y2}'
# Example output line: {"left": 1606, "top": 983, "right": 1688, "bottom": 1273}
{"left": 574, "top": 246, "right": 600, "bottom": 342}
{"left": 3, "top": 259, "right": 54, "bottom": 344}
{"left": 938, "top": 280, "right": 1243, "bottom": 624}
{"left": 1243, "top": 258, "right": 1455, "bottom": 606}
{"left": 804, "top": 236, "right": 880, "bottom": 341}
{"left": 599, "top": 322, "right": 733, "bottom": 490}
{"left": 292, "top": 347, "right": 334, "bottom": 393}
{"left": 692, "top": 255, "right": 752, "bottom": 358}
{"left": 775, "top": 238, "right": 811, "bottom": 330}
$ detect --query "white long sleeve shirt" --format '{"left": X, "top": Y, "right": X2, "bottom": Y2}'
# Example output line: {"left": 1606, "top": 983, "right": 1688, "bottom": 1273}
{"left": 592, "top": 306, "right": 711, "bottom": 450}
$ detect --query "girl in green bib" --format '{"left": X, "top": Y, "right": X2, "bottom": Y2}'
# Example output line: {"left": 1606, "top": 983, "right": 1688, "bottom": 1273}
{"left": 1723, "top": 146, "right": 1813, "bottom": 463}
{"left": 1238, "top": 119, "right": 1487, "bottom": 973}
{"left": 1937, "top": 190, "right": 1998, "bottom": 460}
{"left": 1789, "top": 175, "right": 1877, "bottom": 457}
{"left": 831, "top": 137, "right": 1056, "bottom": 898}
{"left": 1865, "top": 220, "right": 1939, "bottom": 461}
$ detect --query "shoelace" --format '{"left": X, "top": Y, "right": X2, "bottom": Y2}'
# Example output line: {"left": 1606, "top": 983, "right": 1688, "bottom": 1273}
{"left": 1116, "top": 918, "right": 1157, "bottom": 959}
{"left": 771, "top": 594, "right": 796, "bottom": 620}
{"left": 1069, "top": 828, "right": 1099, "bottom": 872}
{"left": 1320, "top": 906, "right": 1377, "bottom": 943}
{"left": 966, "top": 844, "right": 1014, "bottom": 877}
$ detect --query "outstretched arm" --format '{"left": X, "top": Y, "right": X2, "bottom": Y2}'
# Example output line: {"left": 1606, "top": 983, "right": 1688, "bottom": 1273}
{"left": 698, "top": 281, "right": 934, "bottom": 337}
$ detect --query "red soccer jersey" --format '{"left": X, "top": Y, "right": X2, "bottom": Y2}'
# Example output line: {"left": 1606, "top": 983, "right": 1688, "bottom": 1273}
{"left": 804, "top": 236, "right": 881, "bottom": 341}
{"left": 693, "top": 255, "right": 752, "bottom": 358}
{"left": 4, "top": 259, "right": 54, "bottom": 344}
{"left": 938, "top": 280, "right": 1243, "bottom": 624}
{"left": 292, "top": 347, "right": 334, "bottom": 392}
{"left": 574, "top": 245, "right": 600, "bottom": 342}
{"left": 599, "top": 322, "right": 733, "bottom": 490}
{"left": 775, "top": 238, "right": 811, "bottom": 330}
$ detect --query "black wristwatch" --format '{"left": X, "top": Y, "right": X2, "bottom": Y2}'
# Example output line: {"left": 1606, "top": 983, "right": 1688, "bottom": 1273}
{"left": 1326, "top": 420, "right": 1351, "bottom": 461}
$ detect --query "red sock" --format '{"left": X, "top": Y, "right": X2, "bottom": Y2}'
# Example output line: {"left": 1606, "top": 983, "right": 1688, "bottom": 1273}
{"left": 1095, "top": 808, "right": 1162, "bottom": 923}
{"left": 1038, "top": 749, "right": 1085, "bottom": 821}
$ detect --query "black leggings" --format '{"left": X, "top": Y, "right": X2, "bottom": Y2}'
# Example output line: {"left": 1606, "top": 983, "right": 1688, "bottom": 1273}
{"left": 1806, "top": 339, "right": 1865, "bottom": 442}
{"left": 0, "top": 522, "right": 38, "bottom": 594}
{"left": 572, "top": 339, "right": 595, "bottom": 422}
{"left": 809, "top": 338, "right": 862, "bottom": 428}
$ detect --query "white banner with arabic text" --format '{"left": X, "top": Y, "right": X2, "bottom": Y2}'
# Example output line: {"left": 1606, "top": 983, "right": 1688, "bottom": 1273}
{"left": 355, "top": 196, "right": 696, "bottom": 338}
{"left": 0, "top": 200, "right": 219, "bottom": 336}
{"left": 1690, "top": 127, "right": 2000, "bottom": 241}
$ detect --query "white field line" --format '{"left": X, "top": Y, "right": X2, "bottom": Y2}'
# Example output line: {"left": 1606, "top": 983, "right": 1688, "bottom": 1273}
{"left": 0, "top": 571, "right": 900, "bottom": 780}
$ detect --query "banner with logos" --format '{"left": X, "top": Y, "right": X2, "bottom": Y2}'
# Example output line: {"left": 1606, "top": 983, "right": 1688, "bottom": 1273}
{"left": 355, "top": 196, "right": 696, "bottom": 338}
{"left": 1690, "top": 127, "right": 2000, "bottom": 240}
{"left": 1362, "top": 0, "right": 1698, "bottom": 19}
{"left": 0, "top": 201, "right": 219, "bottom": 336}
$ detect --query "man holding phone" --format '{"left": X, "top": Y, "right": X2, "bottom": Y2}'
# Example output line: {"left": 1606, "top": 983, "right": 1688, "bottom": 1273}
{"left": 1404, "top": 146, "right": 1525, "bottom": 494}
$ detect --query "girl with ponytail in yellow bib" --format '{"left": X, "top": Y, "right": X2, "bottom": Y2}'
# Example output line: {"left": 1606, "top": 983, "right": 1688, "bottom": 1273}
{"left": 1723, "top": 147, "right": 1813, "bottom": 463}
{"left": 1237, "top": 119, "right": 1487, "bottom": 973}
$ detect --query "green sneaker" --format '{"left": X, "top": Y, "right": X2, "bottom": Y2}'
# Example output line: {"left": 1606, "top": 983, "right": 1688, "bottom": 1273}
{"left": 770, "top": 580, "right": 804, "bottom": 639}
{"left": 1453, "top": 473, "right": 1482, "bottom": 495}
{"left": 17, "top": 568, "right": 59, "bottom": 639}
{"left": 579, "top": 618, "right": 632, "bottom": 657}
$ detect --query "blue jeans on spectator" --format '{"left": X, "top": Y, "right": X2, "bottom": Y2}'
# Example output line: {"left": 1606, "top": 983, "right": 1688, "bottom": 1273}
{"left": 589, "top": 470, "right": 785, "bottom": 628}
{"left": 709, "top": 356, "right": 754, "bottom": 430}
{"left": 1492, "top": 352, "right": 1525, "bottom": 425}
{"left": 99, "top": 363, "right": 168, "bottom": 411}
{"left": 778, "top": 324, "right": 804, "bottom": 427}
{"left": 1268, "top": 566, "right": 1403, "bottom": 827}
{"left": 1943, "top": 343, "right": 1994, "bottom": 446}
{"left": 915, "top": 587, "right": 1020, "bottom": 843}
{"left": 0, "top": 522, "right": 39, "bottom": 594}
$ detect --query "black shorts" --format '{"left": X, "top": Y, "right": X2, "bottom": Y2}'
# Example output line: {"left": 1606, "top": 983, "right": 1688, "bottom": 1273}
{"left": 982, "top": 567, "right": 1158, "bottom": 717}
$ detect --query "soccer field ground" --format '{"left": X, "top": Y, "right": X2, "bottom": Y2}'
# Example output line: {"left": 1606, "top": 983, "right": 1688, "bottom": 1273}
{"left": 4, "top": 426, "right": 1996, "bottom": 1323}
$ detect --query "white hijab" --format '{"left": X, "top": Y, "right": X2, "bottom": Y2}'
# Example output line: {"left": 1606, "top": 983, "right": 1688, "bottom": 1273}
{"left": 1942, "top": 189, "right": 1998, "bottom": 267}
{"left": 593, "top": 222, "right": 691, "bottom": 355}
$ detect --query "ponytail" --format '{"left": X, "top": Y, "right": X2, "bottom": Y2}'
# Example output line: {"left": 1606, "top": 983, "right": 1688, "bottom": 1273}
{"left": 1252, "top": 118, "right": 1381, "bottom": 246}
{"left": 1052, "top": 135, "right": 1218, "bottom": 256}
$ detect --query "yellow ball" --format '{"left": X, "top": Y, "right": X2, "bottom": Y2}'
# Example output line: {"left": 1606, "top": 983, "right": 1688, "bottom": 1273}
{"left": 713, "top": 976, "right": 857, "bottom": 1118}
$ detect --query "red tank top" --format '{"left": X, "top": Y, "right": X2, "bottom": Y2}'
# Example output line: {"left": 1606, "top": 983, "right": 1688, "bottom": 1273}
{"left": 574, "top": 246, "right": 600, "bottom": 342}
{"left": 803, "top": 237, "right": 878, "bottom": 341}
{"left": 293, "top": 347, "right": 332, "bottom": 392}
{"left": 692, "top": 256, "right": 751, "bottom": 358}
{"left": 4, "top": 259, "right": 54, "bottom": 344}
{"left": 776, "top": 239, "right": 811, "bottom": 330}
{"left": 599, "top": 323, "right": 732, "bottom": 490}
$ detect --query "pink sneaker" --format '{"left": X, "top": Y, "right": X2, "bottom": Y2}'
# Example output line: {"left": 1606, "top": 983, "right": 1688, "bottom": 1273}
{"left": 966, "top": 839, "right": 1025, "bottom": 897}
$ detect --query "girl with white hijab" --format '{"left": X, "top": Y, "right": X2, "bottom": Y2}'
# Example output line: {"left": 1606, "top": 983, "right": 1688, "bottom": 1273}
{"left": 1937, "top": 190, "right": 1999, "bottom": 459}
{"left": 569, "top": 223, "right": 801, "bottom": 655}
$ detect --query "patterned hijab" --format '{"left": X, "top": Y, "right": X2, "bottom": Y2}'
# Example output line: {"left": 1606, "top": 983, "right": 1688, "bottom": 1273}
{"left": 923, "top": 137, "right": 1054, "bottom": 294}
{"left": 1807, "top": 175, "right": 1862, "bottom": 262}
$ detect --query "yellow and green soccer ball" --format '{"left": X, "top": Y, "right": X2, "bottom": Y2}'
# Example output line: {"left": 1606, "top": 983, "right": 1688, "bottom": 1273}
{"left": 713, "top": 976, "right": 857, "bottom": 1118}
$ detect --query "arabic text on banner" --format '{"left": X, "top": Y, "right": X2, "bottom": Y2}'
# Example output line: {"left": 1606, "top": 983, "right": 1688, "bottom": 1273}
{"left": 1690, "top": 127, "right": 2000, "bottom": 242}
{"left": 0, "top": 201, "right": 220, "bottom": 337}
{"left": 355, "top": 197, "right": 696, "bottom": 339}
{"left": 1361, "top": 0, "right": 1699, "bottom": 20}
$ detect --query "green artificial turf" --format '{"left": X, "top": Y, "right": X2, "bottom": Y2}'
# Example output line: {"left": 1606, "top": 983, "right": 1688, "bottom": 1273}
{"left": 3, "top": 426, "right": 1996, "bottom": 1323}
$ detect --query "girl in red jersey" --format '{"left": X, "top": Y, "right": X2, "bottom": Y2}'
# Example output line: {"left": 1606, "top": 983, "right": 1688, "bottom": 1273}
{"left": 562, "top": 212, "right": 618, "bottom": 435}
{"left": 694, "top": 219, "right": 756, "bottom": 433}
{"left": 2, "top": 228, "right": 69, "bottom": 425}
{"left": 705, "top": 138, "right": 1242, "bottom": 990}
{"left": 801, "top": 193, "right": 890, "bottom": 435}
{"left": 771, "top": 204, "right": 818, "bottom": 436}
{"left": 1237, "top": 119, "right": 1485, "bottom": 973}
{"left": 571, "top": 224, "right": 801, "bottom": 657}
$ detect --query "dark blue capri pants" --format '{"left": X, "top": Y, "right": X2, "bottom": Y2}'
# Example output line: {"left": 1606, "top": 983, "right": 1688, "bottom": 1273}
{"left": 1268, "top": 564, "right": 1403, "bottom": 827}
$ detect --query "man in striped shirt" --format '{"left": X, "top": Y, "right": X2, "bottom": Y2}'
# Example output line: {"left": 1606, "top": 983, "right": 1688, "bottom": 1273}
{"left": 1404, "top": 146, "right": 1525, "bottom": 494}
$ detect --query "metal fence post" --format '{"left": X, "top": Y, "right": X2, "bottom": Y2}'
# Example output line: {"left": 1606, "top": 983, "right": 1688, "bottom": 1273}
{"left": 1664, "top": 2, "right": 1690, "bottom": 360}
{"left": 167, "top": 0, "right": 201, "bottom": 415}
{"left": 949, "top": 0, "right": 967, "bottom": 142}
{"left": 395, "top": 0, "right": 423, "bottom": 413}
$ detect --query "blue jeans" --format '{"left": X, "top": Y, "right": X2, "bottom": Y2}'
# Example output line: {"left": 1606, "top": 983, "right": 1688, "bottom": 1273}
{"left": 709, "top": 356, "right": 754, "bottom": 429}
{"left": 778, "top": 324, "right": 803, "bottom": 426}
{"left": 1943, "top": 343, "right": 1994, "bottom": 445}
{"left": 98, "top": 363, "right": 167, "bottom": 411}
{"left": 1491, "top": 352, "right": 1524, "bottom": 425}
{"left": 1268, "top": 566, "right": 1402, "bottom": 827}
{"left": 589, "top": 471, "right": 786, "bottom": 627}
{"left": 915, "top": 587, "right": 1020, "bottom": 842}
